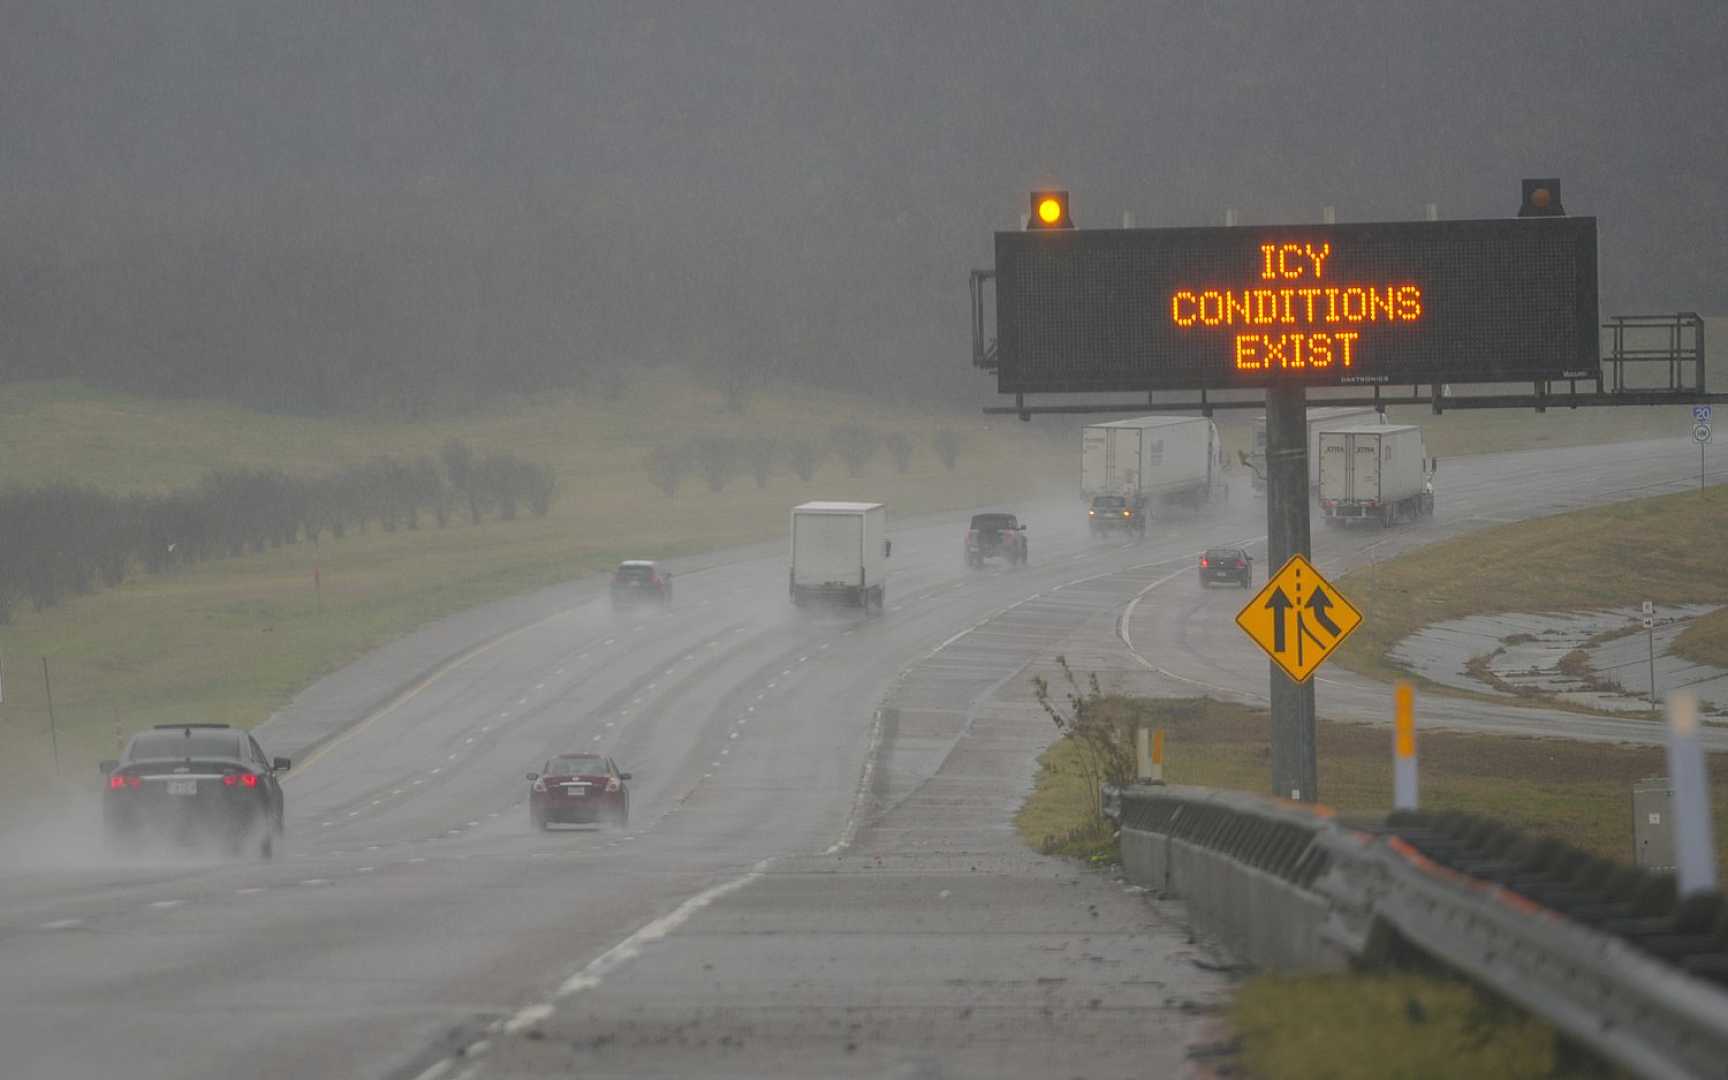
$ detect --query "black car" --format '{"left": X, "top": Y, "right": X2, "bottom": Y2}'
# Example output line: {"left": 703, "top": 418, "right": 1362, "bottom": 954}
{"left": 1088, "top": 494, "right": 1145, "bottom": 538}
{"left": 610, "top": 560, "right": 672, "bottom": 611}
{"left": 1199, "top": 547, "right": 1253, "bottom": 588}
{"left": 101, "top": 723, "right": 289, "bottom": 857}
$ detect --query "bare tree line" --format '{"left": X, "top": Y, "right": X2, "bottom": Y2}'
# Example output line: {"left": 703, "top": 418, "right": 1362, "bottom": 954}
{"left": 0, "top": 440, "right": 555, "bottom": 624}
{"left": 645, "top": 426, "right": 964, "bottom": 497}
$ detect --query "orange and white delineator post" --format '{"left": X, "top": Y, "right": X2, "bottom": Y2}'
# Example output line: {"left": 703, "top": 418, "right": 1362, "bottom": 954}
{"left": 1394, "top": 681, "right": 1417, "bottom": 811}
{"left": 1135, "top": 726, "right": 1166, "bottom": 784}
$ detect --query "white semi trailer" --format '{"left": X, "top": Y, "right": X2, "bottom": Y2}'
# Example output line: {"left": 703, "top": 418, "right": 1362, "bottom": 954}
{"left": 788, "top": 501, "right": 891, "bottom": 613}
{"left": 1316, "top": 425, "right": 1435, "bottom": 527}
{"left": 1247, "top": 406, "right": 1386, "bottom": 494}
{"left": 1081, "top": 416, "right": 1224, "bottom": 506}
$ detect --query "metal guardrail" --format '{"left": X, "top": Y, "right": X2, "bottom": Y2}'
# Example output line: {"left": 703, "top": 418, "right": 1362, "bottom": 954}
{"left": 1107, "top": 784, "right": 1728, "bottom": 1079}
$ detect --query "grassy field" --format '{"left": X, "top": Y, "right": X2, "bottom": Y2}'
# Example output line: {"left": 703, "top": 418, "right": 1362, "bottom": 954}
{"left": 0, "top": 377, "right": 1706, "bottom": 810}
{"left": 0, "top": 373, "right": 1080, "bottom": 805}
{"left": 1335, "top": 483, "right": 1728, "bottom": 686}
{"left": 1229, "top": 973, "right": 1611, "bottom": 1080}
{"left": 1384, "top": 400, "right": 1701, "bottom": 459}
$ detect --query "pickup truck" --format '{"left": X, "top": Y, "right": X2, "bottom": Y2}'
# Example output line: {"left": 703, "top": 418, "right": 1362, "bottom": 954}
{"left": 964, "top": 513, "right": 1027, "bottom": 568}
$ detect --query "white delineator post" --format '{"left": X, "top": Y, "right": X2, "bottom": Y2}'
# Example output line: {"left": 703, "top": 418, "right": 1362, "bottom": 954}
{"left": 1666, "top": 692, "right": 1717, "bottom": 895}
{"left": 1394, "top": 681, "right": 1418, "bottom": 811}
{"left": 1135, "top": 726, "right": 1151, "bottom": 782}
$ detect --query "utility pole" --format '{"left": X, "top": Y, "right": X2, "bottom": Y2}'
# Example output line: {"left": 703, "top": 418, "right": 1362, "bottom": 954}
{"left": 1265, "top": 384, "right": 1318, "bottom": 801}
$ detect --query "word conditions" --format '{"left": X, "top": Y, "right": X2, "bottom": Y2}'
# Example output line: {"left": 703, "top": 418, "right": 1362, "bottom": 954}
{"left": 1169, "top": 243, "right": 1424, "bottom": 371}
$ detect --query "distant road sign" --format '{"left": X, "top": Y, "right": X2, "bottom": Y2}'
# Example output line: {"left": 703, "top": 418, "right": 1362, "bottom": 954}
{"left": 1695, "top": 406, "right": 1713, "bottom": 423}
{"left": 1236, "top": 554, "right": 1362, "bottom": 683}
{"left": 992, "top": 216, "right": 1599, "bottom": 393}
{"left": 1696, "top": 423, "right": 1713, "bottom": 445}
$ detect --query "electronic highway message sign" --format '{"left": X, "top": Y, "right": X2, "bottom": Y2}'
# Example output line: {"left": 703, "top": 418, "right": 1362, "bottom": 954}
{"left": 992, "top": 217, "right": 1598, "bottom": 393}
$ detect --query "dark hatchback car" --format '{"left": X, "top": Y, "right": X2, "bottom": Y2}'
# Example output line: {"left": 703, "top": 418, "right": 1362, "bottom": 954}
{"left": 609, "top": 560, "right": 672, "bottom": 611}
{"left": 101, "top": 723, "right": 289, "bottom": 857}
{"left": 1198, "top": 547, "right": 1254, "bottom": 588}
{"left": 528, "top": 753, "right": 631, "bottom": 828}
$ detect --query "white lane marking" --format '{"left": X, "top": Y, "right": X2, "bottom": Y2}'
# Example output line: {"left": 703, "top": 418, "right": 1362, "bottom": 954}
{"left": 826, "top": 709, "right": 884, "bottom": 854}
{"left": 593, "top": 734, "right": 603, "bottom": 742}
{"left": 553, "top": 859, "right": 770, "bottom": 998}
{"left": 430, "top": 767, "right": 443, "bottom": 775}
{"left": 720, "top": 748, "right": 729, "bottom": 756}
{"left": 409, "top": 857, "right": 428, "bottom": 864}
{"left": 371, "top": 800, "right": 383, "bottom": 807}
{"left": 392, "top": 789, "right": 405, "bottom": 796}
{"left": 517, "top": 697, "right": 528, "bottom": 705}
{"left": 603, "top": 638, "right": 615, "bottom": 646}
{"left": 448, "top": 754, "right": 459, "bottom": 761}
{"left": 41, "top": 918, "right": 84, "bottom": 929}
{"left": 321, "top": 821, "right": 335, "bottom": 827}
{"left": 504, "top": 1003, "right": 556, "bottom": 1034}
{"left": 347, "top": 810, "right": 361, "bottom": 817}
{"left": 798, "top": 656, "right": 808, "bottom": 663}
{"left": 556, "top": 668, "right": 566, "bottom": 674}
{"left": 356, "top": 866, "right": 375, "bottom": 873}
{"left": 412, "top": 778, "right": 425, "bottom": 785}
{"left": 535, "top": 682, "right": 545, "bottom": 690}
{"left": 409, "top": 1059, "right": 456, "bottom": 1080}
{"left": 464, "top": 737, "right": 475, "bottom": 744}
{"left": 236, "top": 888, "right": 267, "bottom": 895}
{"left": 300, "top": 879, "right": 331, "bottom": 887}
{"left": 728, "top": 732, "right": 738, "bottom": 740}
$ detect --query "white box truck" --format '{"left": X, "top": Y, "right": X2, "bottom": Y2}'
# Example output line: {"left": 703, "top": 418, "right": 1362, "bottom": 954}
{"left": 1081, "top": 416, "right": 1224, "bottom": 536}
{"left": 1317, "top": 425, "right": 1435, "bottom": 527}
{"left": 1247, "top": 406, "right": 1385, "bottom": 494}
{"left": 789, "top": 502, "right": 891, "bottom": 613}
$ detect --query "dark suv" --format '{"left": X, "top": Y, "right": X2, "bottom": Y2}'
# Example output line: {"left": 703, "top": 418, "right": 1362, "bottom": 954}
{"left": 1088, "top": 494, "right": 1145, "bottom": 538}
{"left": 964, "top": 513, "right": 1027, "bottom": 568}
{"left": 1198, "top": 547, "right": 1253, "bottom": 588}
{"left": 610, "top": 560, "right": 672, "bottom": 611}
{"left": 101, "top": 723, "right": 289, "bottom": 857}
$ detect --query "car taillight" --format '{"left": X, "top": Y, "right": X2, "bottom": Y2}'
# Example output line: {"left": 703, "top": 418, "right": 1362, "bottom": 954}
{"left": 1200, "top": 558, "right": 1209, "bottom": 567}
{"left": 222, "top": 773, "right": 259, "bottom": 788}
{"left": 109, "top": 775, "right": 129, "bottom": 790}
{"left": 532, "top": 778, "right": 547, "bottom": 793}
{"left": 606, "top": 777, "right": 621, "bottom": 793}
{"left": 1236, "top": 560, "right": 1247, "bottom": 569}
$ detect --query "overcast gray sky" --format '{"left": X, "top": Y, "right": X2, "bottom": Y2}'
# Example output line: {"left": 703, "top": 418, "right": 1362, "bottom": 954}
{"left": 3, "top": 0, "right": 1723, "bottom": 403}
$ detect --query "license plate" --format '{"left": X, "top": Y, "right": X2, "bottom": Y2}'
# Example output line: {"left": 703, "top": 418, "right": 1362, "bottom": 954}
{"left": 562, "top": 784, "right": 589, "bottom": 797}
{"left": 167, "top": 780, "right": 197, "bottom": 797}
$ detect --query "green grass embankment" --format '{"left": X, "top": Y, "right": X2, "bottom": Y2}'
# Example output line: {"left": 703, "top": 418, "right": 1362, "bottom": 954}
{"left": 1333, "top": 484, "right": 1728, "bottom": 687}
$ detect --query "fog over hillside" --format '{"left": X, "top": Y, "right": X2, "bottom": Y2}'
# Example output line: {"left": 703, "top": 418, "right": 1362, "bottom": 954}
{"left": 1, "top": 1, "right": 1722, "bottom": 412}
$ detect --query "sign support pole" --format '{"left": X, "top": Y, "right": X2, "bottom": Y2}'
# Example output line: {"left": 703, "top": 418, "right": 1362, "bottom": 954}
{"left": 1265, "top": 383, "right": 1318, "bottom": 802}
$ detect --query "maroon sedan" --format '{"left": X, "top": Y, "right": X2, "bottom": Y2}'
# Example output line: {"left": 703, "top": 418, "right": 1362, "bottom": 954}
{"left": 528, "top": 753, "right": 630, "bottom": 829}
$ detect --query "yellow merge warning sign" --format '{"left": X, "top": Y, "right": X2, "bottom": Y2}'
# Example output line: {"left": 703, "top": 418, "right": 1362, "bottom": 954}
{"left": 1235, "top": 554, "right": 1362, "bottom": 683}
